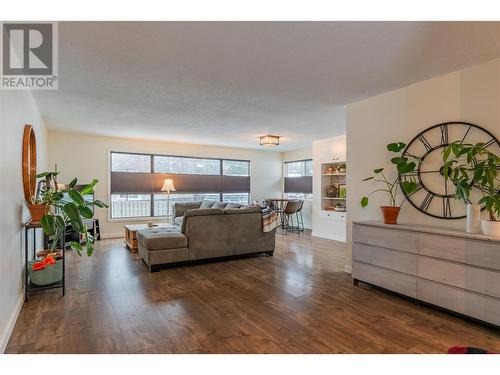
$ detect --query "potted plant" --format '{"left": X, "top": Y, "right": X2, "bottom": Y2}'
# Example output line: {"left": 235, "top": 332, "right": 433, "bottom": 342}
{"left": 26, "top": 172, "right": 55, "bottom": 222}
{"left": 29, "top": 171, "right": 108, "bottom": 286}
{"left": 442, "top": 141, "right": 500, "bottom": 236}
{"left": 360, "top": 142, "right": 419, "bottom": 224}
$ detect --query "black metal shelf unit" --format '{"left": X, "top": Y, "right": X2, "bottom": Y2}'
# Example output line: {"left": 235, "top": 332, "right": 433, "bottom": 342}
{"left": 24, "top": 221, "right": 65, "bottom": 302}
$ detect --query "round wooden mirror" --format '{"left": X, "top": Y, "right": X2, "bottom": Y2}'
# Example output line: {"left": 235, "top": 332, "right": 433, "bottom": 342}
{"left": 22, "top": 124, "right": 37, "bottom": 204}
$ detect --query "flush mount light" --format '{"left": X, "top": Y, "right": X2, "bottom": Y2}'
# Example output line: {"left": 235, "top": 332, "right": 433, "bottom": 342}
{"left": 259, "top": 135, "right": 280, "bottom": 147}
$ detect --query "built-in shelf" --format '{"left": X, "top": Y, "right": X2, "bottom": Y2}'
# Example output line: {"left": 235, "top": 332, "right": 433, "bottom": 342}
{"left": 321, "top": 161, "right": 347, "bottom": 211}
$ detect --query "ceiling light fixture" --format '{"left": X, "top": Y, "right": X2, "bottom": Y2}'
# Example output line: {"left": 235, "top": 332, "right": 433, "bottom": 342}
{"left": 260, "top": 135, "right": 280, "bottom": 147}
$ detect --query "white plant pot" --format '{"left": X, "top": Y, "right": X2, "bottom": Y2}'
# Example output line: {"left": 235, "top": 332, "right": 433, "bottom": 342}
{"left": 481, "top": 220, "right": 500, "bottom": 237}
{"left": 466, "top": 204, "right": 482, "bottom": 233}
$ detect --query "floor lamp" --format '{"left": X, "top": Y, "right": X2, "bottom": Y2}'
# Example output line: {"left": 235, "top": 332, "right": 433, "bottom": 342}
{"left": 161, "top": 178, "right": 176, "bottom": 223}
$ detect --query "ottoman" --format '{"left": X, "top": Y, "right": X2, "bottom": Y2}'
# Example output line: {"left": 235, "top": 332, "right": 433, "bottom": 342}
{"left": 136, "top": 227, "right": 189, "bottom": 272}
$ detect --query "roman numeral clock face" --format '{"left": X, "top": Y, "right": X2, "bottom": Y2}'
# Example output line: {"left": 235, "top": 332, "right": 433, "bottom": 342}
{"left": 399, "top": 122, "right": 500, "bottom": 219}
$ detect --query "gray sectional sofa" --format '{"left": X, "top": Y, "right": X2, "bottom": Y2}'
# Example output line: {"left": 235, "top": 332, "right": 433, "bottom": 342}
{"left": 137, "top": 200, "right": 276, "bottom": 272}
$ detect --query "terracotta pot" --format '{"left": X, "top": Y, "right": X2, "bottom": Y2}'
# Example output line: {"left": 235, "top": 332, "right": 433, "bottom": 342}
{"left": 27, "top": 204, "right": 47, "bottom": 222}
{"left": 380, "top": 206, "right": 400, "bottom": 224}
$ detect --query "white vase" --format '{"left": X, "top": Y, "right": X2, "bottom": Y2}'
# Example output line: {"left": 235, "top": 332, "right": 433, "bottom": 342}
{"left": 466, "top": 204, "right": 481, "bottom": 233}
{"left": 481, "top": 220, "right": 500, "bottom": 237}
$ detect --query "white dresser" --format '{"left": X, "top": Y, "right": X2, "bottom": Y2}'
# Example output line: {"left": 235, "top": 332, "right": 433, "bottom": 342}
{"left": 352, "top": 220, "right": 500, "bottom": 326}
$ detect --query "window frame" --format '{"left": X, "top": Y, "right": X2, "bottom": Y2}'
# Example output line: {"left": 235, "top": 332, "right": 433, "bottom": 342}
{"left": 109, "top": 151, "right": 251, "bottom": 220}
{"left": 283, "top": 158, "right": 313, "bottom": 201}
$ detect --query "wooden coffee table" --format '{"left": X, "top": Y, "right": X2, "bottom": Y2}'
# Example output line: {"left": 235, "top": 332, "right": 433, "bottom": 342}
{"left": 124, "top": 223, "right": 174, "bottom": 252}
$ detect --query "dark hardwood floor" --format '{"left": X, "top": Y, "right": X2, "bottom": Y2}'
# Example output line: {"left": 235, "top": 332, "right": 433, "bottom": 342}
{"left": 6, "top": 231, "right": 500, "bottom": 354}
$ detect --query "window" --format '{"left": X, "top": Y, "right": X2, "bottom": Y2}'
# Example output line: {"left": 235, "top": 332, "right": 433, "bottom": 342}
{"left": 285, "top": 159, "right": 312, "bottom": 177}
{"left": 110, "top": 152, "right": 250, "bottom": 218}
{"left": 111, "top": 194, "right": 151, "bottom": 218}
{"left": 223, "top": 160, "right": 250, "bottom": 176}
{"left": 222, "top": 193, "right": 250, "bottom": 205}
{"left": 284, "top": 159, "right": 313, "bottom": 200}
{"left": 111, "top": 153, "right": 151, "bottom": 173}
{"left": 305, "top": 160, "right": 313, "bottom": 176}
{"left": 154, "top": 156, "right": 221, "bottom": 175}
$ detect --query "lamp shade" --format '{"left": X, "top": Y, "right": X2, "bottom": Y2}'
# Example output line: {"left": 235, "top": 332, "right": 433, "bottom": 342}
{"left": 161, "top": 178, "right": 176, "bottom": 193}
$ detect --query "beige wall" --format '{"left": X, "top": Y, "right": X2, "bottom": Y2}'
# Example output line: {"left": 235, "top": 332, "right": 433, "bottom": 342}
{"left": 48, "top": 132, "right": 283, "bottom": 237}
{"left": 346, "top": 58, "right": 500, "bottom": 272}
{"left": 282, "top": 147, "right": 313, "bottom": 228}
{"left": 282, "top": 147, "right": 312, "bottom": 163}
{"left": 0, "top": 90, "right": 48, "bottom": 352}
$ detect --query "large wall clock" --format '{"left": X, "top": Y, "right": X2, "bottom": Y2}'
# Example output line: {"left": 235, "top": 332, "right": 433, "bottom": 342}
{"left": 399, "top": 121, "right": 500, "bottom": 219}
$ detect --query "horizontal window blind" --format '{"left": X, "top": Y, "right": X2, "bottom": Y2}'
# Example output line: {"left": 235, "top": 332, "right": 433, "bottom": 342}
{"left": 284, "top": 176, "right": 312, "bottom": 194}
{"left": 110, "top": 172, "right": 250, "bottom": 194}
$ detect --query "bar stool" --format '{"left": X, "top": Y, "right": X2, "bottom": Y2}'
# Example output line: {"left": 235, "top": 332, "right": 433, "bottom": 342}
{"left": 296, "top": 200, "right": 305, "bottom": 232}
{"left": 283, "top": 200, "right": 301, "bottom": 234}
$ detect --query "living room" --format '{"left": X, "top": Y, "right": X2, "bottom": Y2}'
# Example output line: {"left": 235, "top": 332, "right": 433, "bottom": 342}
{"left": 1, "top": 1, "right": 500, "bottom": 373}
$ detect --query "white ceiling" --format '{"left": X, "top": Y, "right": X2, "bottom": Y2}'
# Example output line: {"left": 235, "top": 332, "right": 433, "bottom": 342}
{"left": 33, "top": 22, "right": 500, "bottom": 151}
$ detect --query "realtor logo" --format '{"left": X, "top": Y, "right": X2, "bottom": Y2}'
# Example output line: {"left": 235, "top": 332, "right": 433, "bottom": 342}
{"left": 1, "top": 22, "right": 58, "bottom": 89}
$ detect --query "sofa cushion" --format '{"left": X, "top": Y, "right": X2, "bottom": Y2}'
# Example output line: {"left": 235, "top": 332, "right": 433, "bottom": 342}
{"left": 224, "top": 206, "right": 261, "bottom": 215}
{"left": 200, "top": 200, "right": 215, "bottom": 208}
{"left": 174, "top": 216, "right": 184, "bottom": 227}
{"left": 173, "top": 202, "right": 202, "bottom": 218}
{"left": 181, "top": 208, "right": 225, "bottom": 233}
{"left": 212, "top": 201, "right": 228, "bottom": 209}
{"left": 137, "top": 228, "right": 187, "bottom": 250}
{"left": 184, "top": 208, "right": 225, "bottom": 217}
{"left": 225, "top": 202, "right": 242, "bottom": 208}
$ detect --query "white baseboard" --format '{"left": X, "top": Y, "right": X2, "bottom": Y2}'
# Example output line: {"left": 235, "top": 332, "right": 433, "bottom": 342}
{"left": 0, "top": 294, "right": 23, "bottom": 354}
{"left": 344, "top": 264, "right": 352, "bottom": 274}
{"left": 311, "top": 231, "right": 346, "bottom": 243}
{"left": 100, "top": 232, "right": 124, "bottom": 239}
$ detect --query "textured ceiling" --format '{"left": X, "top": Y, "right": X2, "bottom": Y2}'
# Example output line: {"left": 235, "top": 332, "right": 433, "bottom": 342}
{"left": 33, "top": 21, "right": 500, "bottom": 151}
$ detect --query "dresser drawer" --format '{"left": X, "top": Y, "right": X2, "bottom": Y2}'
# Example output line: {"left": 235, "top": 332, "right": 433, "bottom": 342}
{"left": 418, "top": 233, "right": 500, "bottom": 270}
{"left": 353, "top": 242, "right": 417, "bottom": 275}
{"left": 353, "top": 224, "right": 418, "bottom": 253}
{"left": 353, "top": 261, "right": 417, "bottom": 298}
{"left": 418, "top": 256, "right": 500, "bottom": 298}
{"left": 418, "top": 278, "right": 500, "bottom": 326}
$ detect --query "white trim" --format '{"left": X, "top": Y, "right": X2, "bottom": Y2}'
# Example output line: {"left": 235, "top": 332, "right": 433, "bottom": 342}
{"left": 100, "top": 232, "right": 124, "bottom": 239}
{"left": 311, "top": 231, "right": 346, "bottom": 242}
{"left": 0, "top": 294, "right": 23, "bottom": 354}
{"left": 344, "top": 264, "right": 352, "bottom": 274}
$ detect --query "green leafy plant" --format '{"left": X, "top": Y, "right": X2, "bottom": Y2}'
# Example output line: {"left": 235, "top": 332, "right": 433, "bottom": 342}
{"left": 35, "top": 171, "right": 108, "bottom": 256}
{"left": 442, "top": 141, "right": 500, "bottom": 221}
{"left": 360, "top": 142, "right": 419, "bottom": 208}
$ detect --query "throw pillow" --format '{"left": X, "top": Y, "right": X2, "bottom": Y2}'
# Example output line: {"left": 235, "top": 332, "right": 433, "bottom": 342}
{"left": 200, "top": 200, "right": 215, "bottom": 209}
{"left": 213, "top": 202, "right": 228, "bottom": 208}
{"left": 226, "top": 203, "right": 242, "bottom": 208}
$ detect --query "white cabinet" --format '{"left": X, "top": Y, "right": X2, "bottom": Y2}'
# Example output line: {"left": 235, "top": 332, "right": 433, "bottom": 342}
{"left": 320, "top": 210, "right": 346, "bottom": 221}
{"left": 315, "top": 136, "right": 346, "bottom": 163}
